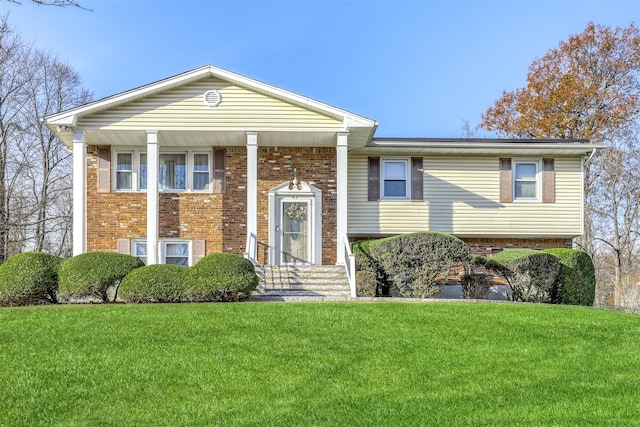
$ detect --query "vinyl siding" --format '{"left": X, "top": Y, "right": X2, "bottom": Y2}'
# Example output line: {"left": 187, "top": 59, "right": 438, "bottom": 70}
{"left": 348, "top": 155, "right": 583, "bottom": 237}
{"left": 78, "top": 77, "right": 344, "bottom": 131}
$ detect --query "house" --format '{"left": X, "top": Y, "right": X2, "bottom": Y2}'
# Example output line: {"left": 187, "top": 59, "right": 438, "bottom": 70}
{"left": 44, "top": 65, "right": 603, "bottom": 290}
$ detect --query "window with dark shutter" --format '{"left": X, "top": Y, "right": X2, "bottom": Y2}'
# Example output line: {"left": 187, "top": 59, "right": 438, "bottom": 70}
{"left": 212, "top": 148, "right": 226, "bottom": 194}
{"left": 368, "top": 157, "right": 380, "bottom": 201}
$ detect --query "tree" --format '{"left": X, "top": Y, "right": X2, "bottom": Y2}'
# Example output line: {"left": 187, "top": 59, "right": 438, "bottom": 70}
{"left": 5, "top": 0, "right": 87, "bottom": 8}
{"left": 0, "top": 16, "right": 90, "bottom": 261}
{"left": 480, "top": 22, "right": 640, "bottom": 307}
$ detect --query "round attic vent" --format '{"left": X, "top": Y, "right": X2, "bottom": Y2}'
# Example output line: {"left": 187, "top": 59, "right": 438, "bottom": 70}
{"left": 204, "top": 90, "right": 221, "bottom": 107}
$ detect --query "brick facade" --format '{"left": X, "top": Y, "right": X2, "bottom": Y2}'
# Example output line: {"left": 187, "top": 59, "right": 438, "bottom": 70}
{"left": 85, "top": 145, "right": 338, "bottom": 265}
{"left": 461, "top": 237, "right": 573, "bottom": 257}
{"left": 256, "top": 146, "right": 337, "bottom": 265}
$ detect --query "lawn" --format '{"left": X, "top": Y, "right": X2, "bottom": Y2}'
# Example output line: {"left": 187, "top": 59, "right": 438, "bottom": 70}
{"left": 1, "top": 302, "right": 639, "bottom": 426}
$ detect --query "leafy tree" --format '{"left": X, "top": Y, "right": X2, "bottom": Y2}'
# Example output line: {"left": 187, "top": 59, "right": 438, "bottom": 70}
{"left": 480, "top": 22, "right": 640, "bottom": 306}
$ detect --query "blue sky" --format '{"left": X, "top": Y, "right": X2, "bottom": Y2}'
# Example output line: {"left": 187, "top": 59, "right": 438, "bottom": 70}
{"left": 3, "top": 0, "right": 638, "bottom": 137}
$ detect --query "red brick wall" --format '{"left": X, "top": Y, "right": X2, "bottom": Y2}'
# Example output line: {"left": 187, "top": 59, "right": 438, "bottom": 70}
{"left": 85, "top": 145, "right": 338, "bottom": 264}
{"left": 86, "top": 146, "right": 228, "bottom": 254}
{"left": 461, "top": 237, "right": 573, "bottom": 257}
{"left": 256, "top": 147, "right": 337, "bottom": 265}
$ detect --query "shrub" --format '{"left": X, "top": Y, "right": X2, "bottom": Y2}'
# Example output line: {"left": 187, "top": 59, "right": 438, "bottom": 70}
{"left": 460, "top": 255, "right": 492, "bottom": 299}
{"left": 184, "top": 253, "right": 258, "bottom": 302}
{"left": 544, "top": 248, "right": 595, "bottom": 306}
{"left": 0, "top": 252, "right": 63, "bottom": 306}
{"left": 58, "top": 252, "right": 144, "bottom": 302}
{"left": 355, "top": 270, "right": 379, "bottom": 297}
{"left": 351, "top": 239, "right": 380, "bottom": 273}
{"left": 369, "top": 232, "right": 470, "bottom": 298}
{"left": 118, "top": 264, "right": 188, "bottom": 303}
{"left": 486, "top": 249, "right": 561, "bottom": 303}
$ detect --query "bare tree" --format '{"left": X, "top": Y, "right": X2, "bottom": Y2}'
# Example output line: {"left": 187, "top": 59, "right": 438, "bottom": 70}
{"left": 4, "top": 0, "right": 88, "bottom": 9}
{"left": 0, "top": 16, "right": 90, "bottom": 261}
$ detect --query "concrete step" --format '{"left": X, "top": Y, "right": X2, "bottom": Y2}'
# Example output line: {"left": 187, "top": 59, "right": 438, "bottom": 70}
{"left": 254, "top": 264, "right": 351, "bottom": 298}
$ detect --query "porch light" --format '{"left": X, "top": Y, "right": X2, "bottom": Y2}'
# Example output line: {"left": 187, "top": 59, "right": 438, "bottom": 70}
{"left": 289, "top": 166, "right": 302, "bottom": 190}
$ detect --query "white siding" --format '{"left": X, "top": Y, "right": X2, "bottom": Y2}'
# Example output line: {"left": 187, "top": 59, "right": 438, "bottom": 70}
{"left": 348, "top": 155, "right": 583, "bottom": 237}
{"left": 78, "top": 77, "right": 344, "bottom": 131}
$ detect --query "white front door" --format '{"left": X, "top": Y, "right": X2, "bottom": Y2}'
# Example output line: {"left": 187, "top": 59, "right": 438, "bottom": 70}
{"left": 269, "top": 181, "right": 322, "bottom": 266}
{"left": 279, "top": 199, "right": 311, "bottom": 264}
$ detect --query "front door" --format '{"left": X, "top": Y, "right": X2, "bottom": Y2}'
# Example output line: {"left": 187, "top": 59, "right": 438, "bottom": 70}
{"left": 269, "top": 181, "right": 322, "bottom": 265}
{"left": 279, "top": 200, "right": 311, "bottom": 264}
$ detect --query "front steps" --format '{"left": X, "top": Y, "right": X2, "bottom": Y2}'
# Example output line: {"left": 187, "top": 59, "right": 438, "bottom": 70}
{"left": 251, "top": 265, "right": 351, "bottom": 301}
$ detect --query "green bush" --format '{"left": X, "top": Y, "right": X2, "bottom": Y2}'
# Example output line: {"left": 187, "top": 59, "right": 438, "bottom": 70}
{"left": 460, "top": 255, "right": 492, "bottom": 299}
{"left": 184, "top": 253, "right": 258, "bottom": 302}
{"left": 369, "top": 232, "right": 470, "bottom": 298}
{"left": 486, "top": 249, "right": 561, "bottom": 303}
{"left": 351, "top": 239, "right": 380, "bottom": 273}
{"left": 544, "top": 248, "right": 595, "bottom": 306}
{"left": 58, "top": 252, "right": 144, "bottom": 302}
{"left": 0, "top": 252, "right": 63, "bottom": 306}
{"left": 118, "top": 264, "right": 188, "bottom": 303}
{"left": 355, "top": 270, "right": 379, "bottom": 297}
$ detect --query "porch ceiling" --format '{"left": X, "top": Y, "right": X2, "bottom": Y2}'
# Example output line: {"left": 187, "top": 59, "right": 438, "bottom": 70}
{"left": 76, "top": 128, "right": 372, "bottom": 148}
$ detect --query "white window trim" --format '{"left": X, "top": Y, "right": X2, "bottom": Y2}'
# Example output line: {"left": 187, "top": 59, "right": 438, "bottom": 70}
{"left": 512, "top": 159, "right": 541, "bottom": 203}
{"left": 113, "top": 147, "right": 213, "bottom": 193}
{"left": 114, "top": 151, "right": 135, "bottom": 191}
{"left": 161, "top": 239, "right": 192, "bottom": 266}
{"left": 132, "top": 238, "right": 193, "bottom": 266}
{"left": 380, "top": 158, "right": 411, "bottom": 200}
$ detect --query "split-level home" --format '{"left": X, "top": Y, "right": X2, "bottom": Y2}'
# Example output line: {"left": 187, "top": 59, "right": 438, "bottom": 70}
{"left": 44, "top": 65, "right": 604, "bottom": 297}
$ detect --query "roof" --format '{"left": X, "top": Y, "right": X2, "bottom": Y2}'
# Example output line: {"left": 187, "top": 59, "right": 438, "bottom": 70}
{"left": 353, "top": 137, "right": 606, "bottom": 156}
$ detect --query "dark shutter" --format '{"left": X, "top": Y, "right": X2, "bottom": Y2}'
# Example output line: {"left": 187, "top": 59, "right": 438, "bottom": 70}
{"left": 97, "top": 146, "right": 111, "bottom": 193}
{"left": 499, "top": 158, "right": 512, "bottom": 203}
{"left": 212, "top": 148, "right": 226, "bottom": 194}
{"left": 116, "top": 238, "right": 131, "bottom": 255}
{"left": 411, "top": 157, "right": 423, "bottom": 201}
{"left": 542, "top": 158, "right": 555, "bottom": 203}
{"left": 368, "top": 157, "right": 380, "bottom": 201}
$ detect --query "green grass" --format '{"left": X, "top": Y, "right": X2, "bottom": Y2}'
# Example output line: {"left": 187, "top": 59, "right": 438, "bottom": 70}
{"left": 1, "top": 302, "right": 639, "bottom": 426}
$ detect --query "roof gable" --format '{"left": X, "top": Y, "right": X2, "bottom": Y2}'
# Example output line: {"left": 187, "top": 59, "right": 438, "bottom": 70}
{"left": 45, "top": 65, "right": 378, "bottom": 130}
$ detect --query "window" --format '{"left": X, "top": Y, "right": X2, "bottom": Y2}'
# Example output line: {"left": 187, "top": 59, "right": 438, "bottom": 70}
{"left": 113, "top": 149, "right": 215, "bottom": 192}
{"left": 160, "top": 153, "right": 186, "bottom": 190}
{"left": 368, "top": 157, "right": 423, "bottom": 201}
{"left": 514, "top": 161, "right": 540, "bottom": 201}
{"left": 382, "top": 159, "right": 409, "bottom": 199}
{"left": 116, "top": 153, "right": 133, "bottom": 190}
{"left": 163, "top": 241, "right": 190, "bottom": 265}
{"left": 193, "top": 153, "right": 210, "bottom": 190}
{"left": 133, "top": 241, "right": 147, "bottom": 264}
{"left": 139, "top": 153, "right": 147, "bottom": 190}
{"left": 500, "top": 158, "right": 554, "bottom": 204}
{"left": 132, "top": 239, "right": 191, "bottom": 266}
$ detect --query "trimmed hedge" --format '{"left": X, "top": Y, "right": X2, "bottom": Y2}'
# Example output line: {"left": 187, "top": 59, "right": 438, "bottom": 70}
{"left": 355, "top": 270, "right": 378, "bottom": 297}
{"left": 184, "top": 253, "right": 258, "bottom": 302}
{"left": 369, "top": 232, "right": 470, "bottom": 298}
{"left": 0, "top": 252, "right": 63, "bottom": 306}
{"left": 486, "top": 249, "right": 561, "bottom": 303}
{"left": 544, "top": 248, "right": 595, "bottom": 306}
{"left": 58, "top": 252, "right": 144, "bottom": 302}
{"left": 118, "top": 264, "right": 188, "bottom": 303}
{"left": 351, "top": 239, "right": 380, "bottom": 273}
{"left": 460, "top": 255, "right": 491, "bottom": 299}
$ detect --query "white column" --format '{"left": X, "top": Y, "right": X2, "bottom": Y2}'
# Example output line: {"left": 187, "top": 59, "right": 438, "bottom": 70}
{"left": 336, "top": 132, "right": 349, "bottom": 263}
{"left": 246, "top": 132, "right": 258, "bottom": 247}
{"left": 72, "top": 130, "right": 86, "bottom": 256}
{"left": 146, "top": 130, "right": 159, "bottom": 265}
